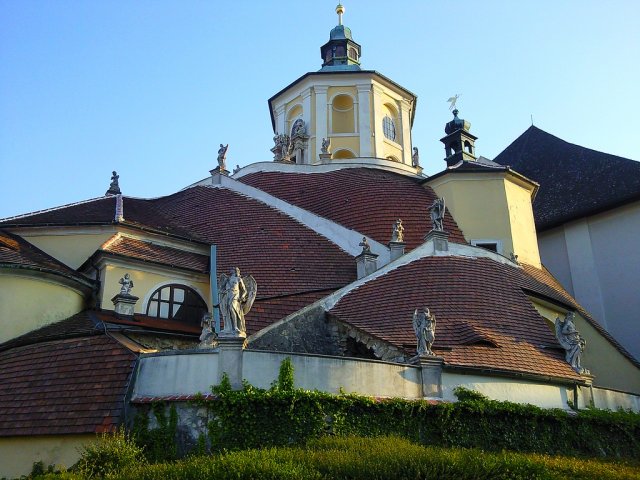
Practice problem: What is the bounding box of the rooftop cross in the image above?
[336,3,344,25]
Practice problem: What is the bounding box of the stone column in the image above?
[424,230,449,253]
[416,355,444,398]
[355,251,378,279]
[357,84,372,157]
[217,335,246,390]
[388,241,406,262]
[314,86,329,160]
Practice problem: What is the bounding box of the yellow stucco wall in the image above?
[330,136,360,158]
[531,300,640,394]
[0,274,85,343]
[102,265,210,314]
[382,139,403,162]
[504,179,541,267]
[428,175,513,252]
[427,172,541,267]
[0,434,95,479]
[24,233,114,269]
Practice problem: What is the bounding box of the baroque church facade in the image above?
[1,5,639,477]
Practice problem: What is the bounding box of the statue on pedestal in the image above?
[118,273,134,295]
[391,219,405,243]
[413,307,436,356]
[430,198,446,232]
[218,267,257,337]
[412,148,420,168]
[199,312,217,348]
[217,144,229,171]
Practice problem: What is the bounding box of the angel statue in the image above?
[430,197,446,232]
[218,267,257,337]
[447,94,460,111]
[555,312,589,374]
[118,273,134,295]
[413,307,436,356]
[321,137,331,154]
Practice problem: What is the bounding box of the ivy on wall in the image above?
[136,359,640,459]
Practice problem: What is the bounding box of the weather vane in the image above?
[447,94,460,111]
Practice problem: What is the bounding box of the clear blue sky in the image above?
[1,1,639,218]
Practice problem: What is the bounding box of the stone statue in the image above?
[106,171,121,195]
[412,147,420,167]
[555,312,588,374]
[118,273,134,295]
[321,137,331,154]
[359,237,371,254]
[292,119,306,137]
[272,133,293,162]
[430,198,446,231]
[413,307,436,356]
[199,312,217,348]
[218,267,257,337]
[391,219,405,243]
[510,252,519,264]
[233,165,240,174]
[217,144,229,171]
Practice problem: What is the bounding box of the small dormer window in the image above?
[383,115,396,141]
[471,239,502,254]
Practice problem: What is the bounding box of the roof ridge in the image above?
[0,195,113,222]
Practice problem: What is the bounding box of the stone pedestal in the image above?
[319,153,332,163]
[388,241,406,261]
[411,355,444,398]
[111,293,139,319]
[217,335,246,390]
[210,166,230,177]
[355,251,378,279]
[424,230,449,253]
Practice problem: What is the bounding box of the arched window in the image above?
[382,103,400,143]
[146,284,207,325]
[382,116,396,141]
[331,94,355,133]
[348,47,358,61]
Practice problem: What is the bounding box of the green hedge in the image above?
[194,360,640,459]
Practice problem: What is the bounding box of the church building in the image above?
[0,5,638,478]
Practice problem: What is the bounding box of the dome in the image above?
[329,24,352,40]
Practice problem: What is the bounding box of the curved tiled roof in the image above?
[329,255,585,380]
[493,126,640,230]
[0,335,137,436]
[238,168,467,250]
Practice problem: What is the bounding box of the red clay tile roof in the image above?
[99,236,210,273]
[329,256,584,380]
[238,168,467,250]
[0,229,79,275]
[0,335,137,436]
[0,196,118,226]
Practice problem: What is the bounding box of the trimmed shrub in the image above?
[73,429,145,479]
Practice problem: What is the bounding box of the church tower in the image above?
[268,4,418,170]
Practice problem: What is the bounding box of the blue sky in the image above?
[1,1,639,218]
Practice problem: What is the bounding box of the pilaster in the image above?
[275,105,286,135]
[357,84,372,157]
[372,85,385,158]
[399,98,413,165]
[314,86,329,159]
